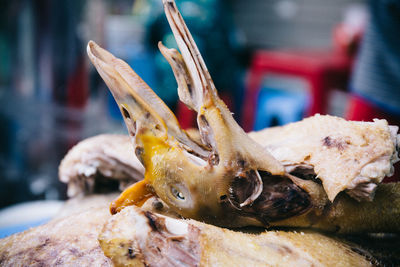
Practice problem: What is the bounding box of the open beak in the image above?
[87,41,209,214]
[87,41,161,213]
[88,0,291,223]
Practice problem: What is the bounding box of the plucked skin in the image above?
[86,0,400,232]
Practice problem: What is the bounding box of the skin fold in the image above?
[87,0,400,232]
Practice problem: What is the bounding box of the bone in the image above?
[239,170,263,207]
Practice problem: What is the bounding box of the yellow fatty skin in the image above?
[139,134,171,185]
[110,134,172,214]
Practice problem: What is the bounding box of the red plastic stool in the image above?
[176,102,197,129]
[241,50,353,132]
[346,95,400,125]
[176,93,234,129]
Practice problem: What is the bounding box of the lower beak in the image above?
[110,179,156,214]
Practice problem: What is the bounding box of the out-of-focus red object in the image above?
[241,50,353,132]
[346,95,400,183]
[177,103,196,129]
[177,93,234,129]
[346,95,400,124]
[67,57,89,109]
[66,56,89,149]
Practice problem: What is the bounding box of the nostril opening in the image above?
[135,147,144,158]
[121,106,131,120]
[220,195,227,200]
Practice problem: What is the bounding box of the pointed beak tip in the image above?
[158,42,169,54]
[87,40,95,52]
[109,202,118,215]
[87,41,98,62]
[87,41,110,65]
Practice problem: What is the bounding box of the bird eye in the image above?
[171,186,185,200]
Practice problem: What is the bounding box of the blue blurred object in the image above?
[0,200,63,238]
[0,0,90,209]
[254,88,309,130]
[106,50,156,120]
[253,75,310,130]
[104,15,157,120]
[0,218,51,239]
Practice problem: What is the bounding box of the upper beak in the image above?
[87,41,167,141]
[87,41,168,213]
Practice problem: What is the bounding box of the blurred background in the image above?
[0,0,399,211]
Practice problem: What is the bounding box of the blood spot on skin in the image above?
[322,136,348,150]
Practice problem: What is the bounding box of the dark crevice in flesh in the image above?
[198,115,213,148]
[208,152,220,166]
[121,106,131,119]
[226,171,311,224]
[288,165,322,185]
[346,234,400,266]
[195,114,219,165]
[127,247,136,259]
[179,142,210,162]
[144,211,159,232]
[82,172,120,194]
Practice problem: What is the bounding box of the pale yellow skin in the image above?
[88,40,285,227]
[88,0,400,232]
[86,7,288,227]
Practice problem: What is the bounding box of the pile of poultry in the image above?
[1,0,400,265]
